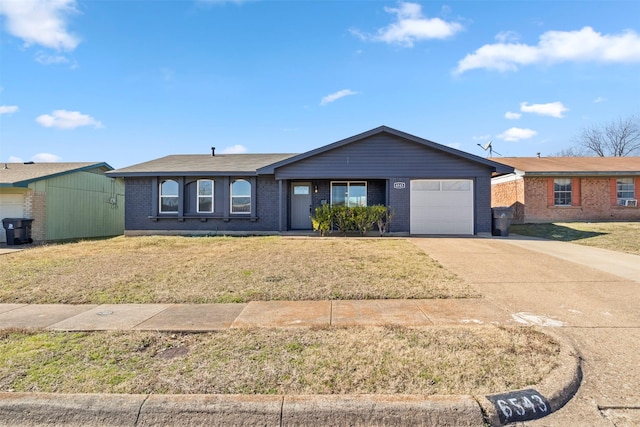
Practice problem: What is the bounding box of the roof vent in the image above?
[2,163,7,170]
[211,147,215,157]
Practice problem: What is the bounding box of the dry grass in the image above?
[511,222,640,255]
[0,326,559,395]
[0,236,475,304]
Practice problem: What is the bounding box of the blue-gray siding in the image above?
[273,134,489,179]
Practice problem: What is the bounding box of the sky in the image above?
[1,0,640,169]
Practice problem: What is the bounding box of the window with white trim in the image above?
[197,179,214,213]
[617,177,635,205]
[331,182,367,207]
[554,178,572,206]
[231,179,251,214]
[159,179,179,213]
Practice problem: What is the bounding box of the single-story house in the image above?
[107,126,513,236]
[0,162,125,243]
[491,156,640,223]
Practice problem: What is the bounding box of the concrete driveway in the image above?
[411,236,640,426]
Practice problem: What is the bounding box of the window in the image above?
[331,182,367,207]
[293,185,309,195]
[554,178,572,206]
[159,180,179,213]
[617,177,635,205]
[231,179,251,214]
[197,179,214,213]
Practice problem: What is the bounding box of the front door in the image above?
[291,182,312,229]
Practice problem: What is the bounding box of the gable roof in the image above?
[0,162,113,188]
[257,126,514,175]
[493,157,640,176]
[106,154,297,178]
[107,126,514,178]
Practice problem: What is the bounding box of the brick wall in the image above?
[124,176,281,233]
[475,176,493,234]
[388,178,410,232]
[23,190,47,241]
[491,178,525,223]
[493,176,640,223]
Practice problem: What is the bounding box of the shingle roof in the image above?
[0,162,112,187]
[106,154,298,177]
[493,157,640,176]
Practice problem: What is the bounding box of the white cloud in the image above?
[34,51,77,68]
[36,110,103,130]
[32,152,62,162]
[220,144,247,154]
[0,0,80,51]
[447,142,461,149]
[351,1,463,47]
[594,97,606,103]
[520,101,568,118]
[472,134,491,141]
[497,127,537,142]
[495,31,520,43]
[320,89,358,106]
[0,105,19,115]
[455,26,640,74]
[505,111,521,120]
[8,156,23,163]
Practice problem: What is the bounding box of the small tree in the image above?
[575,114,640,157]
[373,205,394,236]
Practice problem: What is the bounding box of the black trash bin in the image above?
[2,218,34,246]
[491,207,513,237]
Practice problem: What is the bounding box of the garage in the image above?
[410,179,474,235]
[0,193,25,243]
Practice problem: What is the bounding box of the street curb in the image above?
[0,393,484,426]
[476,329,583,426]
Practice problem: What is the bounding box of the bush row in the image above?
[310,205,394,236]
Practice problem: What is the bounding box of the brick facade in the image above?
[474,176,493,234]
[492,176,640,223]
[22,190,47,242]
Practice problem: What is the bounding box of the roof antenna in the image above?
[211,147,215,157]
[477,140,502,157]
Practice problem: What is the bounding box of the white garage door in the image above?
[410,179,474,235]
[0,193,25,243]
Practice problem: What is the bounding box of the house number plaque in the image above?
[393,182,406,189]
[486,389,550,424]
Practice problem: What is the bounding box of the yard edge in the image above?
[476,328,583,426]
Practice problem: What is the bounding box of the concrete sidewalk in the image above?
[0,299,521,332]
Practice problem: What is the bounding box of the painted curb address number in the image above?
[486,389,550,424]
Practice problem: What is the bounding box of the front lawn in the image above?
[0,236,475,304]
[510,222,640,255]
[0,326,558,395]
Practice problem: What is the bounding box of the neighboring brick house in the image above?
[491,157,640,223]
[107,126,513,236]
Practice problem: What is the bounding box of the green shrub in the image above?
[311,204,393,236]
[311,204,332,236]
